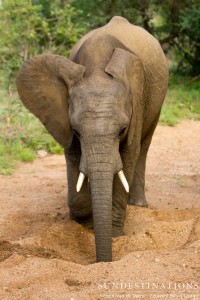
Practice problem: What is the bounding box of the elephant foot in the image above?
[128,195,148,207]
[70,214,94,229]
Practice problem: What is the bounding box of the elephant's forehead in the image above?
[69,82,130,134]
[69,78,128,111]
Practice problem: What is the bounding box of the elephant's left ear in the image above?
[16,54,85,149]
[105,48,145,146]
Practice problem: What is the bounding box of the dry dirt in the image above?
[0,120,200,300]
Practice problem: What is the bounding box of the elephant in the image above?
[16,16,168,262]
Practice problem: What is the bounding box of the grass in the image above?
[0,80,63,175]
[0,74,199,175]
[160,75,200,126]
[172,174,185,188]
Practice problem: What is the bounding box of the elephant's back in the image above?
[70,16,167,77]
[98,16,164,66]
[107,17,168,82]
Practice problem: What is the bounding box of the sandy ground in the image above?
[0,120,199,300]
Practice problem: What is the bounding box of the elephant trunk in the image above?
[89,163,113,262]
[80,139,121,262]
[78,137,130,262]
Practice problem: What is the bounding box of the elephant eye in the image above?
[119,127,127,137]
[73,129,81,138]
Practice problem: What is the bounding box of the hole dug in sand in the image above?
[10,206,198,265]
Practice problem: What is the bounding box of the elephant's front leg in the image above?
[112,149,136,237]
[128,114,161,207]
[65,148,93,228]
[128,147,148,207]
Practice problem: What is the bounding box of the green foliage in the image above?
[1,0,200,79]
[0,0,43,84]
[0,81,63,175]
[69,0,136,28]
[0,0,86,86]
[160,76,200,126]
[177,5,200,75]
[0,157,14,176]
[0,125,64,175]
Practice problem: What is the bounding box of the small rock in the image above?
[155,258,160,262]
[37,150,48,158]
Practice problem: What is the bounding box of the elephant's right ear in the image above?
[16,54,85,149]
[105,48,144,146]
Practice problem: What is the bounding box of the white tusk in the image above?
[76,172,85,192]
[118,170,129,193]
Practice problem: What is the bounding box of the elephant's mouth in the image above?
[76,170,129,193]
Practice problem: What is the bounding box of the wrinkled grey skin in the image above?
[16,17,168,262]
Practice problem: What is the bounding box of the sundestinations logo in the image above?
[97,282,199,291]
[97,282,199,299]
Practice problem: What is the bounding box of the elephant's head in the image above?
[16,36,144,262]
